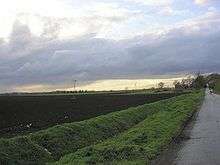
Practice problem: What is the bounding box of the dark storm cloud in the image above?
[1,12,220,91]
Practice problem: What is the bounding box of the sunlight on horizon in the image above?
[71,77,185,91]
[14,77,186,93]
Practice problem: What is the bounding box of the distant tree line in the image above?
[51,90,88,94]
[156,73,208,91]
[173,73,206,90]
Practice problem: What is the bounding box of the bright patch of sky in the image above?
[0,0,219,40]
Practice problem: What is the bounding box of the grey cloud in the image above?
[1,13,220,92]
[9,21,32,50]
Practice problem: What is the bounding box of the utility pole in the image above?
[73,80,77,90]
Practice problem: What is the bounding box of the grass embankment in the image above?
[0,93,181,164]
[53,91,204,165]
[0,91,204,165]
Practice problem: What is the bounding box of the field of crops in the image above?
[0,91,204,165]
[0,92,181,137]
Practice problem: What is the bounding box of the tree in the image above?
[173,76,195,90]
[173,80,178,86]
[173,73,206,90]
[158,82,165,89]
[193,73,206,89]
[181,76,194,89]
[173,80,182,89]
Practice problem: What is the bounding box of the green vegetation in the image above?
[1,91,181,139]
[0,94,178,164]
[53,91,204,165]
[173,73,206,91]
[0,136,53,164]
[206,73,220,93]
[193,73,206,89]
[213,80,220,93]
[28,103,161,160]
[0,91,204,165]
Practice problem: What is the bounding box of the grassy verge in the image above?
[214,80,220,94]
[0,94,180,164]
[53,90,204,165]
[0,91,203,165]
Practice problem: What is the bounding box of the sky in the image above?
[0,0,220,92]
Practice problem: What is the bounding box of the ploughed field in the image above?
[0,92,181,136]
[0,91,204,164]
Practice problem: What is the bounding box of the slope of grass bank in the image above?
[0,91,204,165]
[1,92,182,138]
[0,93,182,164]
[53,90,204,165]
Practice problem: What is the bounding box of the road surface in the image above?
[154,90,220,165]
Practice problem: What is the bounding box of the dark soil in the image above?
[0,92,181,137]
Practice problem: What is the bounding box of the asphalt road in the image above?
[154,90,220,165]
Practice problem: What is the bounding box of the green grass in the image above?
[28,101,164,160]
[0,91,204,165]
[214,80,220,94]
[53,90,204,165]
[0,136,53,165]
[0,93,176,164]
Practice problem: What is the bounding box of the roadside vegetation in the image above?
[0,93,176,164]
[52,91,204,164]
[214,81,220,93]
[0,92,181,138]
[0,91,204,164]
[206,73,220,93]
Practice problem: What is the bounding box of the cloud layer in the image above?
[0,0,220,92]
